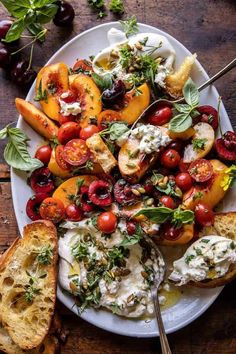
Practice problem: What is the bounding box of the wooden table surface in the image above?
[0,1,236,353]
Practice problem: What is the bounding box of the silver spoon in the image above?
[143,234,171,354]
[131,57,236,129]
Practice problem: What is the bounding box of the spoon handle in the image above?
[198,57,236,92]
[151,288,172,354]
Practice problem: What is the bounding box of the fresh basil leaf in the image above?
[91,73,113,91]
[120,233,141,247]
[32,0,58,7]
[24,11,37,25]
[35,4,59,24]
[101,122,129,141]
[0,0,30,18]
[27,23,45,42]
[172,208,194,228]
[169,113,192,133]
[4,18,25,43]
[174,103,191,114]
[183,78,199,107]
[134,207,173,223]
[0,126,8,139]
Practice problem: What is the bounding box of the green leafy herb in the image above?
[193,191,203,201]
[91,72,113,91]
[36,245,53,265]
[119,44,133,69]
[0,125,43,172]
[87,0,105,9]
[109,0,124,14]
[172,208,195,228]
[97,10,107,18]
[71,241,89,262]
[185,254,195,264]
[169,78,200,133]
[110,302,121,314]
[119,16,139,37]
[34,79,48,102]
[200,239,210,244]
[120,224,143,247]
[100,122,129,141]
[24,271,41,303]
[193,138,207,151]
[108,246,129,267]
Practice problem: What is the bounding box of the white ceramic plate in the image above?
[11,22,236,338]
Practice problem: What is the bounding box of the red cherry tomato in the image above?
[126,220,137,235]
[55,145,72,170]
[39,197,65,223]
[160,196,175,209]
[188,159,213,183]
[178,159,190,173]
[175,172,193,191]
[195,202,214,226]
[97,212,118,234]
[60,90,77,104]
[73,59,93,72]
[58,114,75,125]
[161,149,181,169]
[79,125,99,140]
[148,106,172,126]
[197,105,218,130]
[162,223,182,241]
[63,139,90,166]
[57,122,81,145]
[35,145,52,165]
[66,204,84,221]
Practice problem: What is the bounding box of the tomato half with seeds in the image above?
[97,110,121,130]
[188,159,213,183]
[55,145,72,170]
[39,197,65,223]
[195,202,214,226]
[73,59,93,73]
[63,139,90,166]
[57,122,81,145]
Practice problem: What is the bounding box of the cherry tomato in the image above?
[175,172,193,191]
[60,90,77,104]
[126,220,137,235]
[66,204,84,221]
[197,105,218,131]
[195,202,214,226]
[97,212,118,234]
[178,159,190,173]
[57,122,81,145]
[35,145,52,165]
[58,115,75,125]
[160,196,175,209]
[39,197,65,223]
[63,139,90,166]
[73,59,93,72]
[79,124,99,140]
[97,110,121,130]
[147,106,172,126]
[161,149,181,169]
[162,223,182,241]
[188,159,213,183]
[55,145,72,170]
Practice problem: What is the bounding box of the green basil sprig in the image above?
[135,206,194,227]
[169,78,200,133]
[91,73,113,91]
[119,16,139,37]
[100,122,129,141]
[0,125,43,172]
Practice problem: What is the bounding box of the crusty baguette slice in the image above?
[193,212,236,288]
[0,220,58,350]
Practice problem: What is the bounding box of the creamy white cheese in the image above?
[130,124,171,154]
[169,236,236,286]
[59,92,82,116]
[58,217,164,318]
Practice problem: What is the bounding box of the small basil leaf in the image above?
[4,18,25,43]
[183,78,199,107]
[172,208,194,228]
[134,207,173,223]
[27,23,45,42]
[33,0,58,7]
[174,103,191,114]
[1,0,30,18]
[169,113,192,133]
[0,126,8,139]
[35,4,59,24]
[91,73,113,91]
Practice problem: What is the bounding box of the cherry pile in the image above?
[0,1,75,87]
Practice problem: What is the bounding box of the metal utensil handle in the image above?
[152,288,172,354]
[198,57,236,92]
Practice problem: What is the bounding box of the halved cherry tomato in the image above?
[79,124,99,140]
[55,145,72,170]
[66,204,84,221]
[188,159,213,183]
[39,197,65,223]
[160,196,175,209]
[197,105,218,130]
[97,110,121,130]
[195,202,214,226]
[63,139,90,166]
[73,59,93,73]
[97,211,118,234]
[58,122,81,145]
[161,223,183,241]
[35,145,52,165]
[175,172,193,191]
[160,149,181,169]
[147,106,172,126]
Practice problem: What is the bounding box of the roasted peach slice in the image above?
[48,149,72,179]
[156,224,194,246]
[120,83,150,125]
[53,175,98,207]
[70,74,102,127]
[36,63,69,122]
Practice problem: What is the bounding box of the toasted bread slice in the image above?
[193,212,236,288]
[0,221,58,350]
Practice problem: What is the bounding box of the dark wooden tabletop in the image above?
[0,0,236,353]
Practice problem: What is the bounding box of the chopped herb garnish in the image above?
[201,239,210,244]
[119,16,139,37]
[36,245,53,265]
[193,138,207,151]
[185,254,195,264]
[109,0,124,14]
[34,79,48,102]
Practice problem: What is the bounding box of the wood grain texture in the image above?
[0,0,236,353]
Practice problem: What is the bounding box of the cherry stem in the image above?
[11,29,47,57]
[217,96,223,137]
[27,43,34,71]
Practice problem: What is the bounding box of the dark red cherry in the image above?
[0,43,10,69]
[53,1,75,27]
[0,20,13,40]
